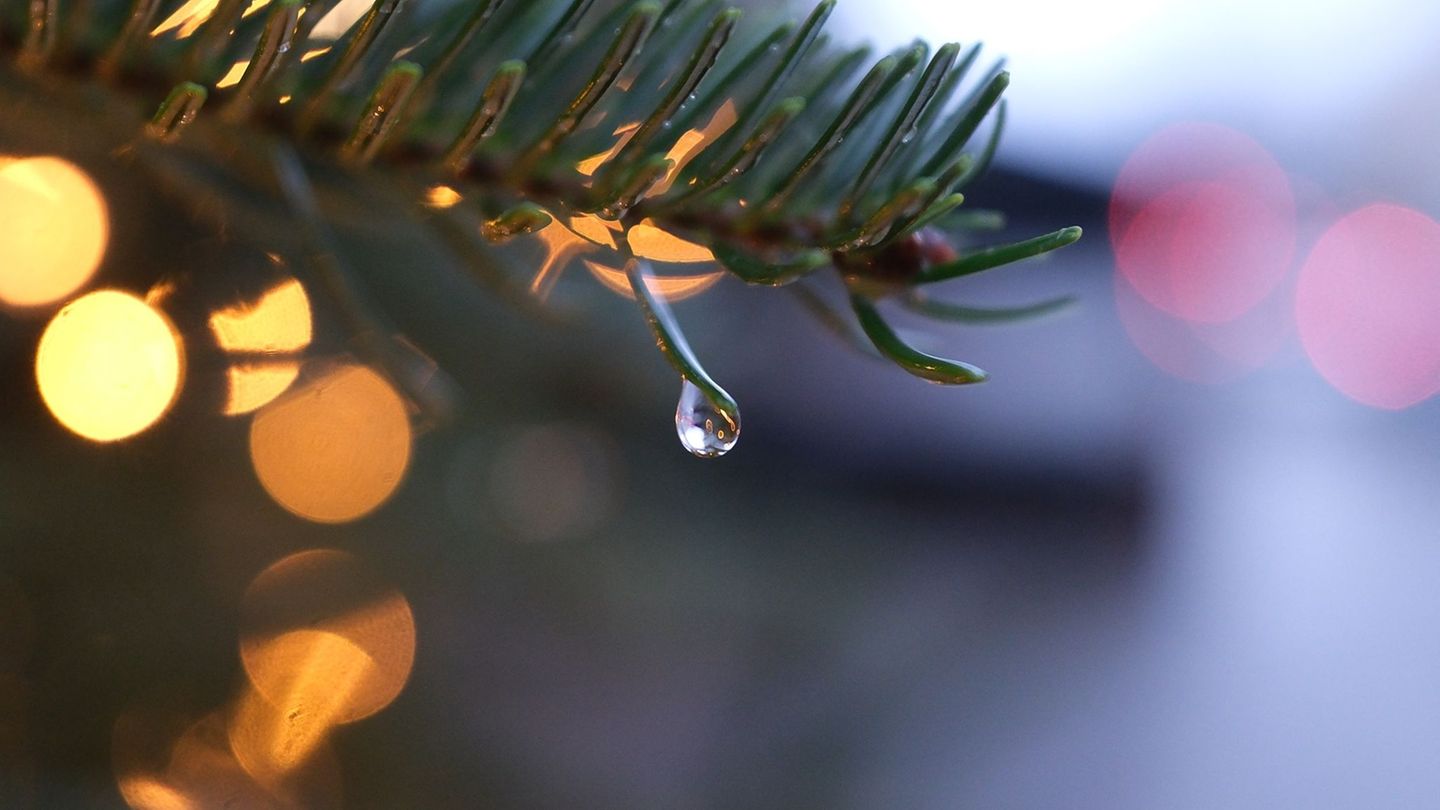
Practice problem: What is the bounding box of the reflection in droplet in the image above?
[249,363,412,523]
[150,0,270,38]
[423,184,462,209]
[214,59,251,88]
[1296,204,1440,410]
[583,260,722,302]
[568,214,621,248]
[675,379,739,458]
[209,278,312,415]
[529,219,597,300]
[628,218,715,263]
[239,549,416,725]
[309,0,374,40]
[649,100,739,197]
[0,156,108,307]
[36,290,184,442]
[240,0,273,17]
[575,122,641,177]
[150,0,220,37]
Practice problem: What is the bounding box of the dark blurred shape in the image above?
[0,578,35,807]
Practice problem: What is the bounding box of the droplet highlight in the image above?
[675,379,739,458]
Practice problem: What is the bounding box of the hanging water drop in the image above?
[675,379,740,458]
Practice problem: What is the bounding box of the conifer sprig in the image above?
[0,0,1081,453]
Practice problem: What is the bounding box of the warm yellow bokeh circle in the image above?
[0,156,109,307]
[248,364,412,523]
[35,290,184,442]
[238,549,417,725]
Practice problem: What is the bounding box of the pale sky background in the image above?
[832,0,1440,211]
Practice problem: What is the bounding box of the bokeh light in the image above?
[36,290,184,442]
[113,708,340,810]
[115,775,194,810]
[239,550,416,725]
[113,711,260,810]
[164,713,302,808]
[1115,267,1291,384]
[209,278,312,416]
[226,683,346,803]
[1110,123,1295,323]
[224,363,306,418]
[1296,204,1440,410]
[484,424,620,542]
[248,363,412,523]
[0,156,109,308]
[208,275,311,349]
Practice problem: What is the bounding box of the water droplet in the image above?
[900,127,917,145]
[674,379,739,458]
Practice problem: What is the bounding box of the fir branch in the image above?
[0,0,1082,456]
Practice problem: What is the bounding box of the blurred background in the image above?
[4,0,1440,807]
